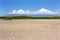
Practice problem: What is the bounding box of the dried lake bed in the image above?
[0,19,60,40]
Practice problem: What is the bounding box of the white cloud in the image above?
[17,9,25,14]
[12,10,17,14]
[10,8,57,15]
[54,10,60,15]
[38,8,54,14]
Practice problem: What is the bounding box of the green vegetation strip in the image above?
[0,16,60,20]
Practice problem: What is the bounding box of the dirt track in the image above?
[0,19,60,40]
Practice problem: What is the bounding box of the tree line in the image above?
[0,16,60,20]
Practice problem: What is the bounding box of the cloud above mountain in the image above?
[10,8,58,15]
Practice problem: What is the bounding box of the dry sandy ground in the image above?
[0,19,60,40]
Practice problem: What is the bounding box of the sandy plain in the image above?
[0,19,60,40]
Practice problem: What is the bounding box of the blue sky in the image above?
[0,0,60,16]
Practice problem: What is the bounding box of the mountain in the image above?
[6,14,60,17]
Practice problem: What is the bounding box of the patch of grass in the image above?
[4,17,13,20]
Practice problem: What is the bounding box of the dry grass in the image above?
[0,19,60,40]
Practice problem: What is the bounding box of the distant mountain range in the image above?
[6,13,60,17]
